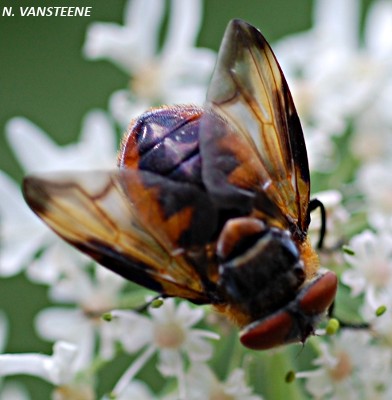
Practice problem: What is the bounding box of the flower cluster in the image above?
[83,0,215,128]
[1,0,392,399]
[274,0,392,398]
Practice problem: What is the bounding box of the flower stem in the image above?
[111,345,156,397]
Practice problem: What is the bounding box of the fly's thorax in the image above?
[216,217,306,322]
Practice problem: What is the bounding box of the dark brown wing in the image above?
[200,19,310,234]
[22,170,218,303]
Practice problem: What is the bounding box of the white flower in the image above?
[84,0,166,73]
[342,229,392,309]
[0,171,51,277]
[275,0,359,134]
[0,170,88,278]
[302,126,335,172]
[35,266,125,370]
[350,0,392,164]
[35,308,93,373]
[6,111,117,173]
[0,341,96,399]
[298,330,392,400]
[108,299,219,397]
[275,0,392,171]
[0,111,117,277]
[84,0,215,126]
[52,383,95,400]
[168,363,263,400]
[361,298,392,349]
[0,382,30,400]
[358,161,392,227]
[0,341,78,385]
[0,313,31,399]
[111,380,157,400]
[25,241,90,287]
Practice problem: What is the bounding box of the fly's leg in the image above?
[309,198,326,250]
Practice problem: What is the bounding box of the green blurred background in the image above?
[0,0,376,397]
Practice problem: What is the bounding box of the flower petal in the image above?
[0,171,49,276]
[111,310,153,353]
[0,341,78,386]
[157,349,183,377]
[162,0,202,56]
[174,301,204,328]
[77,110,117,169]
[365,0,392,58]
[6,118,62,173]
[84,0,164,72]
[183,333,214,362]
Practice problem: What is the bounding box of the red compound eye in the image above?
[299,271,338,316]
[240,310,294,350]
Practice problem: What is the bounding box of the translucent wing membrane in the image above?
[200,19,310,234]
[23,170,215,303]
